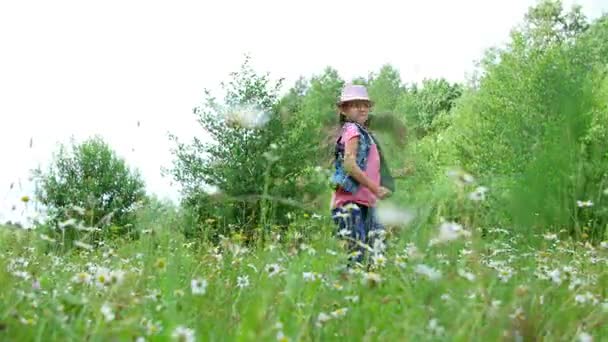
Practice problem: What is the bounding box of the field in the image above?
[1,217,606,341]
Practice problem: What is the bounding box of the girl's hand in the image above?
[377,186,392,199]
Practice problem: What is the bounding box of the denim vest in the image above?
[330,122,373,193]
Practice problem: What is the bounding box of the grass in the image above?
[1,214,607,342]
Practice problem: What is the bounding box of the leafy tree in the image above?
[367,64,404,114]
[438,2,608,239]
[33,136,146,243]
[396,78,463,136]
[169,57,324,240]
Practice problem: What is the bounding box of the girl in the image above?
[330,84,393,266]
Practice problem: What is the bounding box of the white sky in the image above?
[1,0,607,225]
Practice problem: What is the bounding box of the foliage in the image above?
[32,136,146,246]
[169,57,328,241]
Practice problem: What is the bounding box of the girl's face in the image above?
[341,100,371,125]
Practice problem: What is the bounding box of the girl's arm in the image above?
[343,136,380,196]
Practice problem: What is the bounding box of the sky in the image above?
[1,0,607,225]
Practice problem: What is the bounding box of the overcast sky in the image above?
[1,0,607,225]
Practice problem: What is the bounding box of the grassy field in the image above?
[1,216,606,342]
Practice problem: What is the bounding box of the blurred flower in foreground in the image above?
[225,104,269,129]
[430,222,471,246]
[375,203,414,226]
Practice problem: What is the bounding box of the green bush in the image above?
[32,136,146,247]
[414,3,608,240]
[169,57,328,242]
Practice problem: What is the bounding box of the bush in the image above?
[416,3,608,240]
[32,136,146,247]
[169,57,326,242]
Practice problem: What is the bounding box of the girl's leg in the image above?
[367,207,387,256]
[331,203,367,266]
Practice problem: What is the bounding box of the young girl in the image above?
[330,84,392,266]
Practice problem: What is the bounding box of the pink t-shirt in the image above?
[332,123,381,208]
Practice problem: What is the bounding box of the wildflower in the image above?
[414,264,442,281]
[428,318,445,336]
[457,269,476,282]
[345,295,359,303]
[576,200,593,208]
[276,331,289,342]
[109,270,125,286]
[302,272,319,282]
[330,307,348,318]
[338,229,351,238]
[574,292,598,305]
[404,243,423,259]
[72,272,92,284]
[394,254,407,268]
[371,238,386,254]
[100,303,115,322]
[31,279,41,291]
[372,254,387,268]
[191,278,207,295]
[430,222,470,246]
[543,233,558,241]
[547,269,562,285]
[94,268,110,288]
[509,307,525,321]
[447,169,475,186]
[497,267,514,283]
[171,325,195,342]
[71,205,86,215]
[468,186,488,201]
[236,275,249,289]
[19,316,36,325]
[488,302,501,317]
[154,258,167,271]
[144,320,163,335]
[361,272,382,287]
[102,249,117,259]
[315,312,331,327]
[265,263,282,277]
[578,332,593,342]
[73,240,93,251]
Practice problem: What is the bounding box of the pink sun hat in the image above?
[337,84,374,105]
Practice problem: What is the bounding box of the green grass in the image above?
[1,217,607,342]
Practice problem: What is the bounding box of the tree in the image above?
[396,78,463,136]
[169,56,325,240]
[33,136,146,241]
[367,64,403,114]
